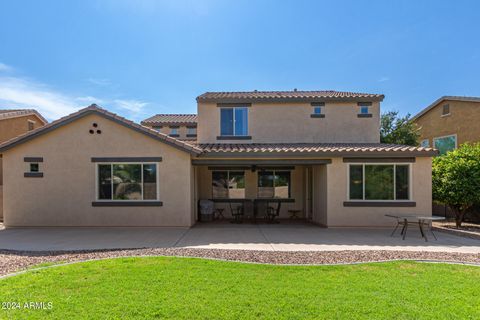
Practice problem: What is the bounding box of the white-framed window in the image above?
[348,164,411,201]
[212,170,245,199]
[220,107,248,136]
[28,120,35,131]
[442,104,450,116]
[420,139,429,148]
[30,163,39,172]
[360,106,369,114]
[170,127,178,135]
[96,163,159,201]
[433,134,457,155]
[187,127,197,135]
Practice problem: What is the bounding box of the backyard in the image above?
[1,257,479,320]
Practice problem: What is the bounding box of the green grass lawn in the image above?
[1,257,479,319]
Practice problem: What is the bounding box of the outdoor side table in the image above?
[215,208,225,220]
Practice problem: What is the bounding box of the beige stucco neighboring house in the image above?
[142,114,197,141]
[0,109,48,221]
[0,90,436,228]
[412,96,480,155]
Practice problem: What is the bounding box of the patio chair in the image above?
[229,202,244,223]
[265,201,282,223]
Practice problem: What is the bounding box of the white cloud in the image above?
[87,78,111,86]
[0,76,78,119]
[75,96,104,105]
[0,63,13,72]
[378,76,390,82]
[113,99,149,121]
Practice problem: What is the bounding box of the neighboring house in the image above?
[141,114,197,141]
[412,96,480,155]
[0,109,48,221]
[0,91,436,228]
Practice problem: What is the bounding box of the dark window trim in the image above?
[169,125,180,129]
[216,135,252,140]
[217,103,252,108]
[357,102,373,106]
[186,125,197,129]
[186,134,197,138]
[357,114,373,118]
[344,201,416,207]
[257,169,292,199]
[169,134,180,137]
[343,157,415,163]
[24,157,43,162]
[310,114,325,118]
[24,172,43,178]
[91,157,162,162]
[92,201,163,207]
[310,102,325,106]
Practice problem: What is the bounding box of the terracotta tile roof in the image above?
[197,90,384,103]
[412,95,480,121]
[0,109,48,124]
[196,143,436,156]
[0,105,202,155]
[141,114,197,126]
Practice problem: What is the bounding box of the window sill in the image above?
[216,135,252,140]
[441,113,451,117]
[24,172,43,178]
[310,114,325,118]
[92,201,163,207]
[343,201,416,207]
[186,134,197,138]
[357,114,373,118]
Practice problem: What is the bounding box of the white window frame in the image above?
[95,162,160,202]
[346,163,412,202]
[220,107,249,136]
[420,139,429,147]
[313,106,322,114]
[257,170,292,199]
[441,104,451,117]
[211,170,245,199]
[170,127,178,135]
[187,127,197,135]
[433,134,457,151]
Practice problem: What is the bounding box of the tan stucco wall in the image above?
[325,157,432,227]
[312,165,327,226]
[195,165,304,218]
[0,114,45,144]
[2,113,194,227]
[414,100,480,147]
[197,102,380,144]
[0,186,3,221]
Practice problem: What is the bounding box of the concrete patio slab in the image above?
[0,222,478,253]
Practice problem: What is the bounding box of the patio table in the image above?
[385,214,444,242]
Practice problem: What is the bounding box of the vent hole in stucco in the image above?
[93,123,98,127]
[89,129,94,134]
[96,130,102,134]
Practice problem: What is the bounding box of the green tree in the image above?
[432,143,480,227]
[380,111,419,146]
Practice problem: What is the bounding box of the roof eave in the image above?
[196,96,385,104]
[196,150,437,158]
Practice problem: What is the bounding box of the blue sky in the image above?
[0,0,479,121]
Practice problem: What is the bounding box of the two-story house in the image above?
[0,90,435,228]
[412,96,480,155]
[0,109,47,221]
[141,114,197,140]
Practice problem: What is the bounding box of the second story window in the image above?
[169,127,179,137]
[28,120,35,131]
[220,107,248,136]
[187,127,197,135]
[442,104,450,116]
[360,106,369,114]
[357,102,372,118]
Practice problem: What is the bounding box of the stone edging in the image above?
[434,226,480,240]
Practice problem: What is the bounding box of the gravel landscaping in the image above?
[1,248,479,277]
